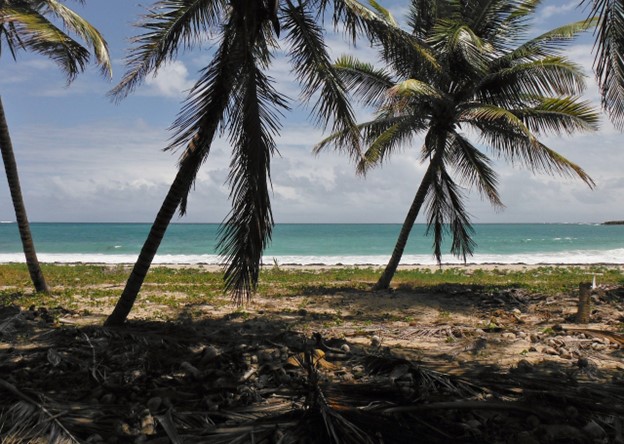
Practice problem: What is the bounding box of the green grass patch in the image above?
[0,264,622,314]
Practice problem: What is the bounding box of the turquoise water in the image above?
[0,222,622,265]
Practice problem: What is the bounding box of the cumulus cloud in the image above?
[144,61,194,99]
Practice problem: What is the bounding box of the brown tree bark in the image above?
[0,96,49,293]
[104,159,196,326]
[374,135,445,290]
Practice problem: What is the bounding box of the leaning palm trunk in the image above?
[104,156,197,326]
[106,23,238,326]
[374,158,436,290]
[0,97,48,293]
[374,175,429,290]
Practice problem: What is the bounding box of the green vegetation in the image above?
[1,264,622,318]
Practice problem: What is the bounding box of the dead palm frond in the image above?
[0,306,23,339]
[363,354,485,401]
[0,379,81,443]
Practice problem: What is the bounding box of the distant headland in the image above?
[603,220,624,225]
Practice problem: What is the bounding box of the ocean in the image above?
[0,222,622,266]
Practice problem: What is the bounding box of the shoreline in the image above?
[2,261,622,273]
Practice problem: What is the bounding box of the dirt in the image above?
[1,279,624,443]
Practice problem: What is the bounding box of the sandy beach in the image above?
[143,261,624,274]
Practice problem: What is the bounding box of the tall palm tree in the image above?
[105,0,368,326]
[0,0,110,292]
[317,0,599,290]
[583,0,624,128]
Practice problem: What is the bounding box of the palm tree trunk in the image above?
[374,134,447,291]
[0,97,49,293]
[374,162,435,290]
[104,159,195,326]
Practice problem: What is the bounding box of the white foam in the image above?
[0,249,622,266]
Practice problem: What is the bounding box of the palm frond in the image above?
[460,0,528,45]
[448,132,503,207]
[531,141,595,188]
[1,5,90,80]
[0,20,21,60]
[584,0,624,128]
[425,159,475,263]
[459,103,536,138]
[357,114,426,174]
[407,0,451,38]
[39,0,111,76]
[315,112,426,174]
[479,56,587,104]
[513,96,600,136]
[218,45,288,304]
[388,78,446,102]
[346,0,440,80]
[429,20,492,76]
[334,54,395,108]
[163,17,241,215]
[0,379,80,443]
[283,1,360,159]
[314,0,369,42]
[496,0,542,41]
[497,19,596,66]
[368,0,398,27]
[109,0,226,100]
[465,105,595,187]
[167,16,237,155]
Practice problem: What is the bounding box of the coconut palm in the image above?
[317,0,599,290]
[104,0,368,326]
[583,0,624,128]
[0,0,110,292]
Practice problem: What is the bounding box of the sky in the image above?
[0,0,622,224]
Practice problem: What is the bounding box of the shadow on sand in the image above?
[1,296,623,443]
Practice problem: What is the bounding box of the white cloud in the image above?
[1,106,623,224]
[539,1,578,20]
[144,61,194,99]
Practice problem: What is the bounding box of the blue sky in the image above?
[0,0,622,224]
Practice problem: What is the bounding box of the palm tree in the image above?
[317,0,599,290]
[105,0,369,326]
[0,0,110,292]
[583,0,624,128]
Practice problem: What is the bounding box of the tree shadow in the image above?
[1,303,623,443]
[289,281,537,324]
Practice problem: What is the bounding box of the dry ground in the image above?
[1,265,624,443]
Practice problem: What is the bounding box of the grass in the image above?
[0,264,622,317]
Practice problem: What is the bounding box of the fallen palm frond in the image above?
[305,354,375,444]
[0,306,23,340]
[558,325,624,345]
[364,354,486,401]
[0,379,81,443]
[287,348,336,370]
